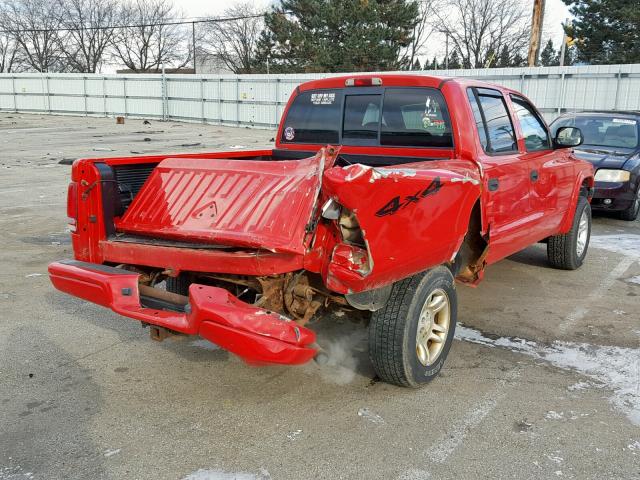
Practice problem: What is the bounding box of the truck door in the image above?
[466,87,537,263]
[509,94,574,238]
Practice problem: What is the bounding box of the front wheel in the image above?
[368,266,457,388]
[619,185,640,221]
[547,195,591,270]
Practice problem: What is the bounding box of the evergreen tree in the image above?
[511,53,526,67]
[496,46,511,67]
[412,58,422,70]
[254,0,419,73]
[540,39,558,66]
[447,50,461,69]
[563,0,640,64]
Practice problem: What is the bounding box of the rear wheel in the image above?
[547,196,591,270]
[619,186,640,221]
[368,267,457,388]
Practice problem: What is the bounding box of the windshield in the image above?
[552,115,639,149]
[281,87,453,148]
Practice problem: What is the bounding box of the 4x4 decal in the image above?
[375,177,442,217]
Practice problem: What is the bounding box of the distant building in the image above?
[195,51,234,75]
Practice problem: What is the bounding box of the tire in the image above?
[368,266,457,388]
[165,274,191,296]
[547,195,591,270]
[619,185,640,221]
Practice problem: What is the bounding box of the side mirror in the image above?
[554,126,583,148]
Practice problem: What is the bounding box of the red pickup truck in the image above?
[49,75,594,387]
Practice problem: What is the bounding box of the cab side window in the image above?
[467,87,517,154]
[511,95,551,151]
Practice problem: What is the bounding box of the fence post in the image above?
[557,72,565,115]
[83,76,88,116]
[102,76,107,117]
[274,78,280,128]
[161,67,168,121]
[613,66,622,110]
[43,74,51,114]
[11,76,17,113]
[236,77,241,126]
[519,71,525,94]
[200,78,205,124]
[123,77,128,118]
[218,78,222,125]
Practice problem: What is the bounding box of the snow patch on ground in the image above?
[590,234,640,258]
[182,469,271,480]
[0,466,34,479]
[397,469,431,479]
[286,429,302,441]
[455,324,640,426]
[104,449,120,458]
[627,275,640,285]
[545,411,564,420]
[358,407,385,424]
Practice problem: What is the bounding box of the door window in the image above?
[511,96,551,151]
[475,91,517,154]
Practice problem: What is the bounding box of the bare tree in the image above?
[435,0,530,69]
[0,33,21,73]
[402,0,440,69]
[57,0,122,73]
[111,0,190,72]
[0,0,66,72]
[200,2,264,74]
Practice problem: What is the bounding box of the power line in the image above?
[0,12,265,35]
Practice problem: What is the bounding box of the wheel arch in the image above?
[559,173,594,234]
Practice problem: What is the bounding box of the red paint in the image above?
[116,152,331,254]
[49,260,316,365]
[50,74,594,367]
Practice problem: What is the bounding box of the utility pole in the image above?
[559,18,570,66]
[192,22,197,74]
[527,0,546,67]
[445,34,449,70]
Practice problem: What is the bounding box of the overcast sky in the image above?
[178,0,571,63]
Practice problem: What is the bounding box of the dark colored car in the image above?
[551,112,640,220]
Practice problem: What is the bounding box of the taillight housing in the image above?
[67,181,78,232]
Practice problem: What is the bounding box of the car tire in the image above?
[547,195,591,270]
[165,274,191,296]
[368,266,457,388]
[619,186,640,221]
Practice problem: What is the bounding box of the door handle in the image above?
[530,170,539,182]
[488,178,499,191]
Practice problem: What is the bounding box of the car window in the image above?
[467,89,488,150]
[551,115,639,149]
[473,89,517,154]
[281,90,343,144]
[343,95,381,141]
[511,96,551,151]
[380,88,453,148]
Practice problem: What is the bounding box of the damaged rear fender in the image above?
[321,160,482,293]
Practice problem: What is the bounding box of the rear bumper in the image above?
[48,260,317,365]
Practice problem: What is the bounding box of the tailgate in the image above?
[115,151,327,254]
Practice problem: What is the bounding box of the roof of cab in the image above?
[297,73,517,95]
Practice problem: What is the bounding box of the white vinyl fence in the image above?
[1,64,640,128]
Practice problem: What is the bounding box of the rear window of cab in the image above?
[281,87,453,148]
